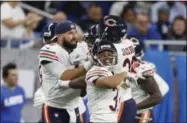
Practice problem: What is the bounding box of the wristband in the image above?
[59,80,70,87]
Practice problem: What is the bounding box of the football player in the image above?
[85,40,139,122]
[95,15,137,123]
[34,22,89,123]
[38,21,92,123]
[130,38,169,123]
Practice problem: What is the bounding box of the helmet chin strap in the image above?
[100,27,108,40]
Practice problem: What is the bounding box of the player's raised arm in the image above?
[131,60,168,110]
[136,76,163,110]
[93,71,127,88]
[136,72,169,110]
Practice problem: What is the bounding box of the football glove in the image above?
[69,47,88,65]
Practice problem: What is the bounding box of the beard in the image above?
[62,37,77,51]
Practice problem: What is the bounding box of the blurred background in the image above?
[0,1,186,123]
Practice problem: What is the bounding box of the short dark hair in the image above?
[88,3,101,9]
[2,63,17,79]
[173,16,186,23]
[120,4,134,18]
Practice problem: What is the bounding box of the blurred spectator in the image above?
[154,8,170,39]
[94,1,113,16]
[47,11,84,41]
[151,1,186,23]
[167,16,186,51]
[128,12,162,43]
[78,3,102,32]
[0,63,26,123]
[44,1,62,14]
[54,11,67,22]
[109,1,129,16]
[57,1,86,22]
[168,16,186,40]
[109,1,152,16]
[23,12,42,40]
[19,12,42,49]
[0,2,30,39]
[120,4,135,30]
[51,9,85,40]
[23,1,46,11]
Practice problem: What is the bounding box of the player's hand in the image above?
[119,74,138,89]
[135,62,156,79]
[125,72,138,88]
[69,47,88,65]
[124,79,138,88]
[112,64,128,74]
[33,88,45,108]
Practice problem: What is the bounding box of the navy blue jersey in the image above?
[0,85,26,122]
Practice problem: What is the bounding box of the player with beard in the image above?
[38,21,92,123]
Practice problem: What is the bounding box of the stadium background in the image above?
[0,1,186,123]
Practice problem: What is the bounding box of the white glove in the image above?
[124,79,138,88]
[125,72,138,88]
[135,61,156,79]
[112,64,128,74]
[33,88,45,108]
[119,72,138,89]
[69,47,88,65]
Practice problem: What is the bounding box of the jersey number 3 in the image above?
[109,88,119,111]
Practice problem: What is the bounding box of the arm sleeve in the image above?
[39,49,60,63]
[1,3,12,20]
[85,69,108,85]
[43,61,67,79]
[153,73,169,96]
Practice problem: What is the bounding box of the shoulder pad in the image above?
[39,44,60,63]
[140,61,156,77]
[86,66,109,78]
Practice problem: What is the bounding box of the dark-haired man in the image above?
[1,63,26,123]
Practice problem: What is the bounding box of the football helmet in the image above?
[84,24,99,46]
[130,37,144,60]
[92,39,118,67]
[98,15,128,43]
[43,22,57,44]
